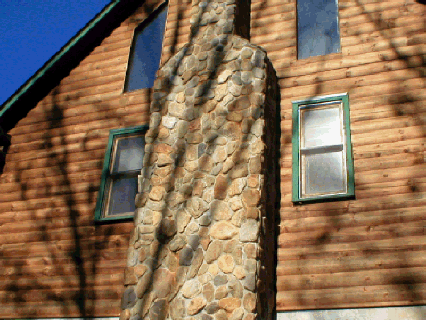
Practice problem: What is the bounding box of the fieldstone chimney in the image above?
[120,1,278,319]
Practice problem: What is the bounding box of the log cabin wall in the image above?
[0,0,193,318]
[249,0,425,311]
[0,0,424,318]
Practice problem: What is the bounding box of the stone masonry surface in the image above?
[120,1,276,319]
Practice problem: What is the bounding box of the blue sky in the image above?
[0,0,111,105]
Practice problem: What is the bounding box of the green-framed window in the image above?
[95,126,148,222]
[292,93,354,203]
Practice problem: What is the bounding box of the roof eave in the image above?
[0,0,143,131]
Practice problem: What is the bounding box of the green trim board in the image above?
[95,125,148,223]
[292,93,355,203]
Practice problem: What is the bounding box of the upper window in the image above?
[124,5,168,92]
[292,93,354,203]
[95,126,147,222]
[297,0,341,59]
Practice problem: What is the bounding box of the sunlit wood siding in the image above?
[0,0,193,318]
[250,0,425,311]
[0,0,424,318]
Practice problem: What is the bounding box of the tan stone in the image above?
[186,144,198,161]
[187,133,203,144]
[182,279,202,298]
[214,175,229,200]
[152,268,176,299]
[230,308,244,320]
[212,146,227,163]
[166,252,179,273]
[234,265,246,279]
[247,174,259,188]
[119,309,130,320]
[196,263,207,276]
[248,155,261,174]
[208,263,220,276]
[188,297,207,315]
[203,282,215,302]
[244,207,259,220]
[211,200,231,220]
[176,91,185,103]
[135,271,152,298]
[205,240,223,263]
[215,309,228,320]
[199,154,214,172]
[242,189,261,207]
[222,158,234,173]
[209,221,238,240]
[218,254,235,273]
[153,211,162,226]
[218,297,241,313]
[229,197,243,211]
[240,219,260,242]
[149,186,165,201]
[157,153,174,167]
[243,292,256,312]
[243,314,256,320]
[124,267,138,285]
[200,235,211,250]
[229,163,248,179]
[232,246,243,265]
[134,264,148,278]
[138,248,147,262]
[188,248,204,278]
[215,285,228,300]
[176,209,191,233]
[193,179,204,196]
[244,243,257,259]
[158,127,170,139]
[231,209,244,227]
[229,178,246,196]
[199,272,213,284]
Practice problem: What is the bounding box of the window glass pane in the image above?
[112,135,145,173]
[301,104,342,148]
[125,6,168,91]
[106,176,138,216]
[297,0,341,59]
[302,151,346,197]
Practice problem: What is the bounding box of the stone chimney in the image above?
[120,1,278,319]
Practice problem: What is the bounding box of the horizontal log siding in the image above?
[0,0,192,318]
[0,0,424,317]
[251,0,425,312]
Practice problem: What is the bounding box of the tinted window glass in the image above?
[297,0,341,59]
[125,6,168,91]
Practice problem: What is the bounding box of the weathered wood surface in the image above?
[250,0,426,311]
[0,0,424,317]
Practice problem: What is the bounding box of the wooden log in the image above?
[276,283,426,310]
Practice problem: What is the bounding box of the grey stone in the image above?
[121,287,137,309]
[188,234,200,250]
[169,235,187,252]
[149,299,168,320]
[179,246,194,266]
[240,219,260,242]
[199,212,212,226]
[206,302,220,314]
[244,273,256,292]
[214,274,228,286]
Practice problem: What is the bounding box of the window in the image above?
[124,4,168,92]
[297,0,341,59]
[292,93,354,202]
[95,126,147,222]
